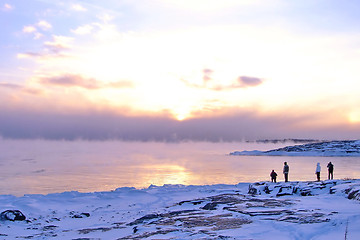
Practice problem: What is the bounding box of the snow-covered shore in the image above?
[1,179,360,239]
[230,140,360,156]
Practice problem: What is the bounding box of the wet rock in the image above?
[0,210,26,221]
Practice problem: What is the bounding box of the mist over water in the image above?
[1,139,359,196]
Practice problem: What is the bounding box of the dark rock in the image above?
[329,188,336,194]
[167,210,197,216]
[72,212,90,218]
[300,188,312,196]
[43,225,58,231]
[276,186,294,196]
[78,227,112,234]
[264,186,271,194]
[202,202,218,210]
[348,189,360,200]
[128,213,160,226]
[179,200,203,206]
[0,210,26,221]
[238,209,292,217]
[248,185,258,195]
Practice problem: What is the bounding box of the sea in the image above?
[1,139,360,196]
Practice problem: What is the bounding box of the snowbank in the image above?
[1,180,360,239]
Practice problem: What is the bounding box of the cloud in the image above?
[37,20,52,31]
[21,20,51,40]
[22,22,48,39]
[0,82,22,90]
[23,25,37,33]
[202,68,213,84]
[40,74,133,90]
[71,24,93,35]
[44,35,73,52]
[97,13,115,23]
[182,69,263,91]
[2,3,12,11]
[18,35,73,59]
[71,4,87,12]
[17,52,47,59]
[235,76,263,88]
[0,82,43,95]
[40,74,100,89]
[22,25,43,39]
[107,81,134,88]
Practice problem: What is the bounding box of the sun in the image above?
[349,111,360,123]
[173,110,190,121]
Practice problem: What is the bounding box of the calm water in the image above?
[1,140,360,196]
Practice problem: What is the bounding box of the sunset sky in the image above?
[1,0,360,141]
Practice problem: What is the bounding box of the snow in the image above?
[230,140,360,156]
[1,180,360,239]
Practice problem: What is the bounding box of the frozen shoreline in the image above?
[1,179,360,239]
[230,140,360,157]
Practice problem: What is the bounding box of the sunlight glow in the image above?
[12,10,360,123]
[349,112,360,123]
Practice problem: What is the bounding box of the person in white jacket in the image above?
[315,163,321,181]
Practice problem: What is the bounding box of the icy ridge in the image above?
[230,140,360,156]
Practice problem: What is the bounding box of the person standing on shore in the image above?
[270,170,277,183]
[283,162,289,182]
[327,162,334,180]
[315,162,321,181]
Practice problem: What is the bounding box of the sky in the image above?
[1,0,360,141]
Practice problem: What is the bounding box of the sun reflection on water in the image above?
[141,164,190,186]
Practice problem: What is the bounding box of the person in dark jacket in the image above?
[327,162,334,180]
[315,162,321,181]
[283,162,289,182]
[270,170,277,183]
